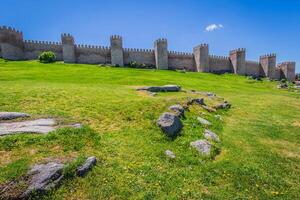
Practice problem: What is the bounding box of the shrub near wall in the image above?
[39,51,56,63]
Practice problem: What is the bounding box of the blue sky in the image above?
[1,0,299,72]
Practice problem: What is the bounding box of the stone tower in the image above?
[230,48,246,75]
[0,26,24,60]
[193,44,209,72]
[278,62,296,82]
[154,38,168,70]
[259,54,278,79]
[110,35,124,66]
[61,33,76,63]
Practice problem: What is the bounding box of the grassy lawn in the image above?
[0,59,299,199]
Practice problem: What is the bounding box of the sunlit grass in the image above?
[0,59,299,199]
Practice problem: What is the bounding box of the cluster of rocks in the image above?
[277,82,289,89]
[0,112,82,136]
[154,89,230,158]
[1,157,97,199]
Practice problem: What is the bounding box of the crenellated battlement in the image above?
[0,26,23,43]
[260,53,276,59]
[61,33,74,45]
[193,44,208,50]
[75,44,110,50]
[124,48,153,53]
[168,50,193,56]
[209,55,229,60]
[277,61,296,66]
[24,40,61,45]
[110,35,122,40]
[230,48,246,54]
[155,38,167,44]
[0,26,23,35]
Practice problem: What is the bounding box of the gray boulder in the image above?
[169,104,185,117]
[214,101,231,109]
[137,85,181,92]
[204,129,220,142]
[157,112,183,138]
[187,98,205,106]
[190,139,211,155]
[21,162,64,198]
[76,156,97,177]
[197,117,211,126]
[165,150,176,159]
[0,112,30,120]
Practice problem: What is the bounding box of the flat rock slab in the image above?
[0,119,82,136]
[197,117,211,126]
[165,150,176,159]
[204,129,220,142]
[157,112,183,138]
[190,139,211,155]
[21,162,64,199]
[0,112,30,120]
[137,85,181,92]
[76,156,97,177]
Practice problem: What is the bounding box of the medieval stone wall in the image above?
[0,25,296,81]
[23,40,63,60]
[168,51,195,71]
[245,61,261,77]
[123,48,155,66]
[75,45,110,64]
[209,55,232,74]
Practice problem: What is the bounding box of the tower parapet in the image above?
[61,33,75,63]
[259,53,278,79]
[278,62,296,82]
[110,35,123,66]
[0,26,24,60]
[154,38,168,70]
[193,44,209,72]
[229,48,246,75]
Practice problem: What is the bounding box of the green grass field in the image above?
[0,59,299,199]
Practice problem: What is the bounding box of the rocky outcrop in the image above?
[187,98,205,106]
[190,139,211,155]
[76,156,97,177]
[21,162,64,199]
[197,117,211,126]
[204,129,220,142]
[0,112,30,120]
[137,85,181,92]
[165,150,176,159]
[169,104,185,117]
[213,101,231,110]
[1,156,97,199]
[157,112,183,138]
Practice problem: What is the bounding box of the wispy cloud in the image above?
[205,24,224,32]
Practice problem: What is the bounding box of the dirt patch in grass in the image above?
[292,120,300,127]
[0,151,13,166]
[260,139,300,159]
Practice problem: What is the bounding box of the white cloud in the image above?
[205,24,224,32]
